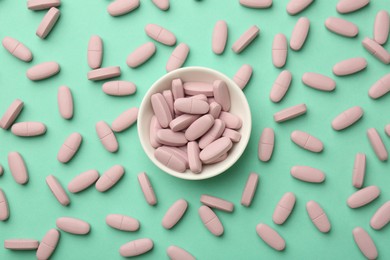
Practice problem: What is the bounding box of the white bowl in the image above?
[138,67,252,180]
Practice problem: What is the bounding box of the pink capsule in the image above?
[152,0,169,10]
[209,102,222,119]
[4,239,39,250]
[120,239,153,257]
[8,152,28,185]
[183,82,213,97]
[212,20,228,55]
[2,37,33,62]
[127,42,156,68]
[241,173,259,207]
[232,25,260,54]
[111,107,138,132]
[325,17,359,37]
[154,147,187,173]
[167,246,195,260]
[145,24,176,46]
[306,201,331,233]
[187,141,202,173]
[169,114,199,132]
[199,137,232,164]
[273,192,296,225]
[87,35,103,69]
[258,128,275,162]
[286,0,313,15]
[95,165,125,192]
[27,61,60,81]
[272,34,287,68]
[256,223,285,251]
[36,7,60,39]
[36,229,60,260]
[352,153,366,188]
[333,57,367,76]
[58,86,73,119]
[68,170,99,193]
[367,128,388,161]
[290,166,325,183]
[270,70,292,103]
[96,121,118,153]
[332,106,363,131]
[185,114,215,141]
[159,146,188,168]
[240,0,272,8]
[162,199,188,229]
[347,186,380,209]
[107,0,139,17]
[290,17,310,51]
[171,78,184,100]
[200,195,234,212]
[233,64,253,90]
[106,214,140,231]
[219,111,242,129]
[150,116,162,148]
[337,0,370,14]
[302,72,336,91]
[151,93,173,128]
[0,99,23,130]
[174,98,209,115]
[370,201,390,230]
[199,206,224,236]
[56,217,90,235]
[27,0,61,11]
[222,128,241,143]
[102,81,136,96]
[274,104,307,123]
[362,37,390,64]
[11,122,46,137]
[204,152,228,165]
[57,132,82,163]
[166,43,189,72]
[374,10,389,45]
[157,129,187,147]
[368,73,390,99]
[46,175,70,206]
[213,80,230,111]
[87,66,121,81]
[199,119,225,149]
[138,172,157,205]
[353,227,378,260]
[291,130,323,153]
[0,189,10,221]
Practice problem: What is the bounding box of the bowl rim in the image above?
[137,66,252,180]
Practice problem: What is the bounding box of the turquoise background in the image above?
[0,0,390,259]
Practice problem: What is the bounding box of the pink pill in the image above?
[106,214,140,231]
[87,35,103,69]
[290,17,310,51]
[127,42,156,68]
[367,128,388,161]
[291,130,323,153]
[270,70,292,103]
[167,246,195,260]
[240,0,272,8]
[291,166,325,183]
[306,201,331,233]
[11,122,46,137]
[241,172,259,207]
[95,165,124,192]
[185,114,215,141]
[36,229,60,260]
[162,199,188,229]
[219,111,242,130]
[213,80,230,111]
[325,17,358,38]
[0,99,23,130]
[352,153,366,188]
[169,114,199,132]
[337,0,369,14]
[171,78,184,100]
[353,227,378,260]
[57,132,82,163]
[174,98,209,115]
[166,43,189,72]
[102,81,136,96]
[333,57,367,76]
[199,119,225,149]
[332,106,363,131]
[4,239,39,250]
[200,195,234,212]
[2,37,33,62]
[374,10,389,45]
[56,217,90,235]
[159,146,188,168]
[347,186,380,209]
[8,152,28,185]
[183,82,213,97]
[187,141,202,173]
[199,137,232,164]
[362,37,390,64]
[199,205,224,236]
[145,24,176,46]
[368,73,390,99]
[205,152,228,165]
[150,116,162,148]
[212,20,228,55]
[27,0,61,10]
[274,103,307,123]
[272,33,287,68]
[302,72,336,91]
[222,128,241,143]
[232,25,260,54]
[111,107,138,132]
[152,0,169,10]
[0,189,10,221]
[68,169,99,193]
[107,0,139,17]
[46,175,70,206]
[138,172,157,205]
[256,223,285,251]
[36,7,60,39]
[96,121,118,153]
[87,66,121,81]
[273,192,296,225]
[120,238,153,257]
[286,0,313,15]
[258,128,274,162]
[155,147,187,172]
[164,90,175,116]
[370,201,390,230]
[57,86,73,119]
[233,64,253,90]
[157,129,187,146]
[27,61,60,81]
[151,93,173,128]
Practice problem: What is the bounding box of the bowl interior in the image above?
[138,67,252,180]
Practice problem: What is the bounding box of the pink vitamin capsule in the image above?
[138,172,157,205]
[11,122,46,137]
[199,137,233,164]
[286,0,313,15]
[291,130,323,153]
[56,217,90,235]
[374,10,389,45]
[219,111,242,129]
[8,152,28,185]
[107,0,139,16]
[347,186,380,209]
[187,141,202,173]
[87,66,121,81]
[167,246,195,260]
[370,201,390,230]
[58,86,73,119]
[274,104,307,123]
[156,129,187,146]
[36,7,60,39]
[95,165,125,192]
[159,146,188,168]
[258,128,274,162]
[386,124,390,136]
[362,37,390,64]
[337,0,370,14]
[333,57,367,76]
[232,25,260,54]
[111,107,138,132]
[199,119,225,149]
[120,239,154,257]
[185,114,215,141]
[96,121,118,153]
[174,98,209,115]
[154,147,187,172]
[368,73,390,99]
[212,20,228,55]
[166,43,190,72]
[352,153,366,188]
[57,132,82,163]
[0,99,23,130]
[172,78,184,100]
[150,116,162,148]
[306,201,331,233]
[169,114,199,132]
[102,81,136,96]
[200,195,234,212]
[213,80,230,111]
[106,214,140,231]
[151,93,173,128]
[353,227,378,260]
[0,189,10,221]
[239,0,272,8]
[209,102,222,119]
[290,17,310,51]
[4,239,39,250]
[204,152,228,165]
[290,166,325,183]
[241,173,259,207]
[199,205,224,236]
[233,64,253,90]
[145,24,176,46]
[302,72,336,91]
[126,42,156,68]
[46,175,70,206]
[162,199,188,229]
[272,34,287,68]
[27,0,61,10]
[67,169,99,193]
[256,223,285,251]
[325,17,358,38]
[2,37,33,62]
[367,128,388,161]
[183,82,213,97]
[26,61,60,81]
[222,128,241,143]
[87,35,103,69]
[152,0,169,11]
[36,229,60,260]
[332,106,363,131]
[164,92,173,112]
[270,70,292,103]
[273,192,296,225]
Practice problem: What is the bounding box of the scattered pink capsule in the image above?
[87,35,103,69]
[258,128,275,162]
[362,37,390,64]
[11,122,46,137]
[56,217,90,235]
[187,141,202,173]
[374,10,389,45]
[291,130,323,153]
[167,246,195,260]
[111,107,138,132]
[272,34,287,68]
[127,42,156,68]
[199,137,232,164]
[106,214,140,231]
[27,0,61,10]
[325,17,358,38]
[332,106,363,131]
[222,128,241,143]
[58,86,73,119]
[152,0,169,10]
[199,119,225,149]
[36,7,60,39]
[367,128,388,161]
[370,201,390,230]
[183,82,213,97]
[270,70,292,103]
[27,61,60,81]
[347,186,380,209]
[185,114,215,141]
[274,103,307,123]
[241,173,259,207]
[240,0,272,8]
[0,189,10,221]
[119,238,153,257]
[138,172,157,205]
[155,147,187,172]
[96,121,118,153]
[68,170,99,193]
[333,57,367,76]
[162,199,188,229]
[290,17,310,51]
[353,227,378,260]
[368,73,390,99]
[302,72,336,91]
[0,99,23,130]
[87,66,121,81]
[286,0,313,15]
[306,201,331,233]
[199,205,224,236]
[95,165,125,192]
[8,152,29,185]
[46,175,70,206]
[200,195,234,213]
[57,132,82,163]
[102,81,136,96]
[233,64,253,90]
[290,166,325,183]
[36,229,60,260]
[107,0,140,16]
[2,37,33,62]
[213,80,230,111]
[212,20,228,54]
[145,24,176,46]
[337,0,370,14]
[256,223,285,251]
[232,25,260,54]
[273,192,296,225]
[4,239,39,250]
[352,153,366,188]
[166,43,189,72]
